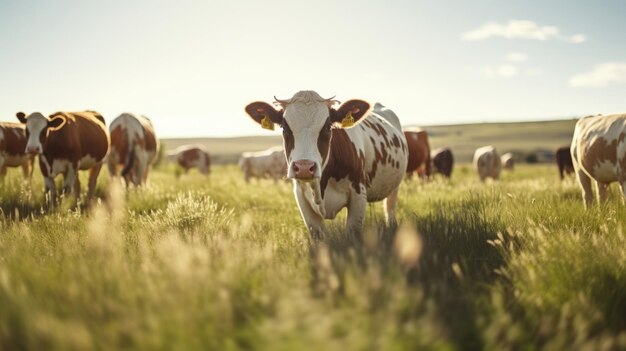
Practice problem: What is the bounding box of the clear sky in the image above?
[1,0,625,137]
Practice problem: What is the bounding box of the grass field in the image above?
[1,162,626,350]
[162,119,578,164]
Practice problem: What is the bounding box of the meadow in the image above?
[0,161,625,351]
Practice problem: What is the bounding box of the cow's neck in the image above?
[320,128,364,198]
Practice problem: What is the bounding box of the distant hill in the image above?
[162,119,578,164]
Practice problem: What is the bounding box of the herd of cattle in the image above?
[0,92,622,235]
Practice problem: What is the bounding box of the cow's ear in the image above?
[245,102,283,130]
[16,112,27,124]
[330,99,370,128]
[48,115,67,131]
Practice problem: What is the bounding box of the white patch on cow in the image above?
[281,91,332,178]
[24,113,48,153]
[321,178,352,219]
[79,155,98,170]
[592,159,619,182]
[51,159,71,177]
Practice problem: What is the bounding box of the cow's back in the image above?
[342,112,408,202]
[571,113,626,183]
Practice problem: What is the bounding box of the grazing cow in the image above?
[171,145,210,175]
[474,145,501,182]
[501,152,515,171]
[556,146,574,180]
[108,113,159,187]
[570,113,626,207]
[239,146,287,183]
[431,147,453,179]
[404,128,431,179]
[0,122,34,180]
[17,111,110,205]
[245,91,408,238]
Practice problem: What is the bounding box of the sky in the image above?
[1,0,625,138]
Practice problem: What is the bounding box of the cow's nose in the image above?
[292,160,317,179]
[26,146,41,154]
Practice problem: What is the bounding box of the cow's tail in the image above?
[121,126,135,178]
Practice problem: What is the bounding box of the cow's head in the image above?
[245,91,369,180]
[16,112,67,154]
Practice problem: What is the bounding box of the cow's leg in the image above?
[63,165,78,198]
[44,176,57,207]
[383,186,400,226]
[295,184,326,240]
[620,181,626,205]
[87,163,103,201]
[135,156,147,186]
[346,192,367,238]
[21,160,32,180]
[575,169,594,208]
[596,181,609,205]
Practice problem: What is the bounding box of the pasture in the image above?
[1,162,625,350]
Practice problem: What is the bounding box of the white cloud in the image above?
[462,20,586,44]
[485,64,519,78]
[506,52,528,62]
[570,63,626,87]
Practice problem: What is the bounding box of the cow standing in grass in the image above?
[0,122,34,180]
[245,91,408,238]
[501,152,515,171]
[474,145,501,182]
[556,146,574,180]
[108,113,159,187]
[239,146,287,183]
[571,113,626,207]
[431,147,453,179]
[17,111,110,205]
[171,145,211,175]
[404,127,431,180]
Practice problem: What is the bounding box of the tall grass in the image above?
[0,164,625,350]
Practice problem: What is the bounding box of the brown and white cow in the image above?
[245,91,408,238]
[239,146,287,183]
[17,111,110,205]
[570,113,626,207]
[108,113,158,187]
[431,147,453,179]
[404,127,431,179]
[473,145,501,182]
[0,122,34,180]
[501,152,515,171]
[556,146,574,180]
[170,145,210,175]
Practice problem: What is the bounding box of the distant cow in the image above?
[171,145,210,175]
[239,146,287,183]
[556,146,574,180]
[570,113,626,207]
[431,147,453,179]
[17,111,110,205]
[501,152,515,171]
[245,91,408,238]
[108,113,158,187]
[474,145,501,182]
[0,122,34,180]
[404,128,431,179]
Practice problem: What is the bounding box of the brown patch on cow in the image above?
[281,121,295,160]
[178,148,201,169]
[581,135,618,173]
[0,123,27,156]
[42,111,110,168]
[317,118,332,164]
[110,125,128,165]
[404,130,431,176]
[320,129,365,196]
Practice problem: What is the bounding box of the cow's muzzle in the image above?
[26,146,42,155]
[292,159,317,180]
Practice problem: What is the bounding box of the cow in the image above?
[16,111,110,205]
[170,145,210,175]
[501,152,515,171]
[474,145,501,182]
[245,91,408,239]
[108,113,158,187]
[404,128,431,180]
[239,146,287,183]
[556,146,574,180]
[431,147,453,179]
[0,122,34,180]
[570,113,626,207]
